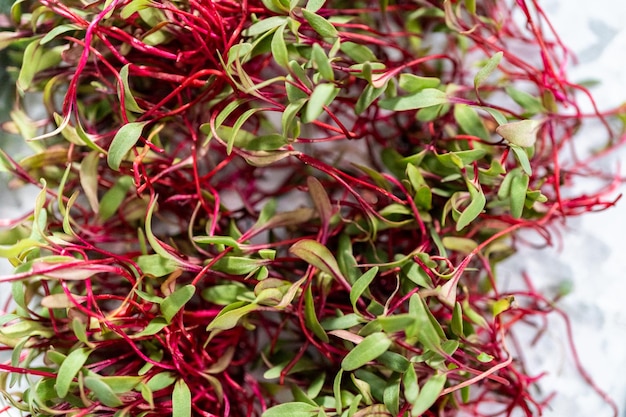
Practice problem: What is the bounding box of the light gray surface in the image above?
[1,2,626,416]
[498,1,626,416]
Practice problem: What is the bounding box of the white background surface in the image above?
[499,1,626,416]
[1,1,626,416]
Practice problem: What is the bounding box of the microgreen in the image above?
[0,0,622,416]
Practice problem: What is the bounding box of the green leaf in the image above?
[482,107,508,125]
[474,51,503,88]
[271,23,289,67]
[290,239,347,283]
[99,176,133,221]
[456,185,486,231]
[496,119,541,148]
[505,86,545,114]
[146,372,176,391]
[119,64,143,113]
[302,9,338,38]
[137,254,179,277]
[403,364,418,404]
[120,0,151,19]
[311,42,334,81]
[282,98,306,137]
[341,332,392,371]
[510,173,529,218]
[17,40,63,92]
[398,74,440,93]
[71,318,91,346]
[262,402,319,417]
[477,352,494,363]
[303,83,339,123]
[383,377,401,415]
[79,151,100,213]
[107,122,148,170]
[55,347,92,398]
[206,302,258,331]
[492,296,513,317]
[245,16,289,37]
[212,256,263,275]
[451,302,464,337]
[84,376,124,407]
[305,0,324,12]
[349,267,378,312]
[134,318,168,338]
[333,369,344,414]
[355,84,385,115]
[202,284,248,306]
[307,176,332,227]
[340,41,377,63]
[408,294,444,352]
[160,285,195,322]
[454,104,490,141]
[411,374,446,416]
[172,379,191,417]
[510,143,533,175]
[305,286,329,342]
[377,351,410,373]
[0,238,42,258]
[436,149,486,168]
[40,24,80,44]
[379,88,448,111]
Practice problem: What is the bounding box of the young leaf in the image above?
[398,74,440,93]
[79,151,100,213]
[302,9,338,38]
[454,104,490,141]
[84,376,124,407]
[146,372,176,391]
[379,88,449,111]
[206,302,258,331]
[118,64,143,113]
[172,379,191,417]
[107,121,148,170]
[137,254,180,277]
[403,364,419,404]
[340,42,377,63]
[408,294,444,352]
[307,176,332,227]
[290,239,347,284]
[474,51,503,88]
[349,267,378,312]
[509,144,533,175]
[17,40,63,92]
[55,347,92,397]
[271,23,289,67]
[341,332,392,371]
[496,119,542,148]
[305,0,324,12]
[505,86,545,114]
[99,175,133,221]
[383,377,401,415]
[311,42,334,81]
[262,402,319,417]
[160,285,195,322]
[245,16,289,37]
[510,173,529,218]
[303,83,339,123]
[411,374,446,416]
[451,302,464,337]
[305,286,329,342]
[456,185,486,231]
[355,84,385,115]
